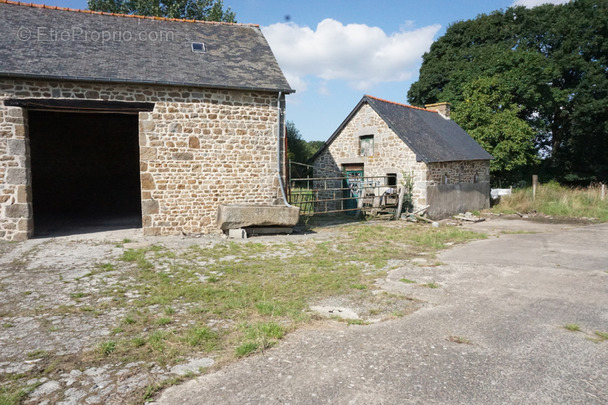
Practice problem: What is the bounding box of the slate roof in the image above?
[311,95,493,164]
[0,1,293,93]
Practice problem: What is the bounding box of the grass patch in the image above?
[235,342,259,358]
[0,383,39,405]
[98,340,117,356]
[593,331,608,342]
[492,181,608,221]
[399,278,416,284]
[25,349,47,360]
[564,323,581,332]
[155,317,172,326]
[185,326,218,350]
[346,319,369,326]
[421,282,440,289]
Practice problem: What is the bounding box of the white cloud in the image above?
[262,19,441,92]
[511,0,571,7]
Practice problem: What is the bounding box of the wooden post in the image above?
[602,183,606,201]
[394,186,406,220]
[532,175,538,201]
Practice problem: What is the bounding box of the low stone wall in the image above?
[0,78,282,240]
[426,182,491,219]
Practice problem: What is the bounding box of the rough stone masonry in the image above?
[0,78,284,240]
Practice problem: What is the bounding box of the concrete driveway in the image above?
[156,220,608,404]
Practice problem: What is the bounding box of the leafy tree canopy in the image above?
[286,121,324,178]
[87,0,236,22]
[408,0,608,184]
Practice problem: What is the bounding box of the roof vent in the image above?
[191,42,206,53]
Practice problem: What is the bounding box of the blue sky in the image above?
[30,0,570,141]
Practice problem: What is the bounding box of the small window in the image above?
[359,135,374,156]
[443,173,449,184]
[191,42,206,53]
[386,173,397,186]
[473,172,479,183]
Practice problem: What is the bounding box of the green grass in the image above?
[0,383,39,405]
[492,181,608,221]
[399,278,416,284]
[235,342,259,357]
[98,340,117,356]
[593,331,608,342]
[25,349,47,360]
[564,323,581,332]
[346,319,369,326]
[422,282,440,289]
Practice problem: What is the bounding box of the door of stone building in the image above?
[342,164,363,214]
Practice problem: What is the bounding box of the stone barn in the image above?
[0,1,294,240]
[310,95,493,218]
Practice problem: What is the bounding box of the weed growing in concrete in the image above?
[346,319,369,326]
[593,331,608,341]
[447,335,471,344]
[564,324,581,332]
[399,278,416,284]
[422,282,440,289]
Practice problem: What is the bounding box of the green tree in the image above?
[452,76,538,184]
[286,120,309,164]
[305,140,324,160]
[87,0,236,22]
[408,0,608,184]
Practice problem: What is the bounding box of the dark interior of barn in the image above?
[28,111,142,236]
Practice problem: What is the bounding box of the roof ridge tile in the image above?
[364,94,437,113]
[0,0,259,27]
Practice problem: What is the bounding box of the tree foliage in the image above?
[286,121,323,164]
[452,76,538,184]
[408,0,608,184]
[87,0,236,22]
[286,121,324,179]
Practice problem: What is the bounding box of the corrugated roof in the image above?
[311,95,492,164]
[0,1,293,93]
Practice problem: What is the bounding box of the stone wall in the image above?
[313,104,429,210]
[427,160,491,185]
[0,78,282,240]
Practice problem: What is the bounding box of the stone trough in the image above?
[216,204,300,234]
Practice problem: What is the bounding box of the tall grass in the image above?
[493,181,608,221]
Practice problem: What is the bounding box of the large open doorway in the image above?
[28,110,142,236]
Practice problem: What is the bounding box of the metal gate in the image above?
[288,161,402,218]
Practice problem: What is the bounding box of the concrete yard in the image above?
[157,219,608,404]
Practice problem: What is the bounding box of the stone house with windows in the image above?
[0,0,295,240]
[310,95,493,218]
